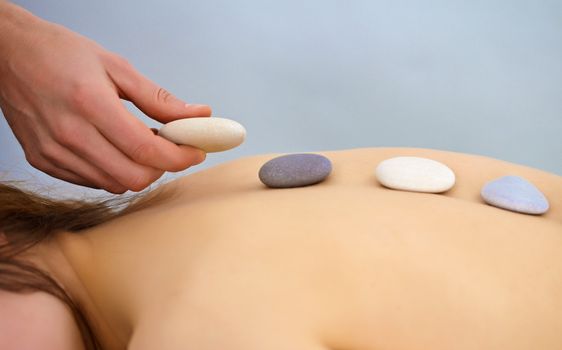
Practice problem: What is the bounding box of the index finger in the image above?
[92,93,206,172]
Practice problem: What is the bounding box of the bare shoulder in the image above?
[193,146,561,190]
[330,147,562,222]
[0,290,85,350]
[320,147,561,190]
[173,147,561,221]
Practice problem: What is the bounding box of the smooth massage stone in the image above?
[481,175,549,215]
[259,153,332,188]
[158,117,246,153]
[375,156,455,193]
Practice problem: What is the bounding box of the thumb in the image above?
[103,54,212,123]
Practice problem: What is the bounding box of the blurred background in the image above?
[1,0,561,197]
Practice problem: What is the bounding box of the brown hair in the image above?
[0,181,168,350]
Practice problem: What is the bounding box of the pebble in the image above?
[481,175,549,215]
[158,117,246,152]
[375,156,456,193]
[259,153,332,188]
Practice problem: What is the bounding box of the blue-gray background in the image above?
[1,0,561,197]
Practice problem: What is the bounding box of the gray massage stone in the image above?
[258,153,332,188]
[481,175,549,215]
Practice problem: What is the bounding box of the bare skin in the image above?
[27,147,562,350]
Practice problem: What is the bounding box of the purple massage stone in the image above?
[481,175,549,215]
[258,153,332,188]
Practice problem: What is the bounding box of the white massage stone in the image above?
[375,156,456,193]
[158,117,246,152]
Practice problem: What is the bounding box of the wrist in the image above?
[0,2,44,60]
[0,1,29,24]
[0,2,41,46]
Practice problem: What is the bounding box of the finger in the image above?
[102,54,212,122]
[85,93,207,172]
[30,159,97,189]
[29,139,129,194]
[178,145,207,167]
[24,148,99,190]
[50,117,167,192]
[10,109,129,193]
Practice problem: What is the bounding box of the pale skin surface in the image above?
[17,148,562,350]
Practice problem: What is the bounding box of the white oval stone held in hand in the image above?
[375,156,456,193]
[158,117,246,153]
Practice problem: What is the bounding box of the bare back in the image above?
[56,148,562,350]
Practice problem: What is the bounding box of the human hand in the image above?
[0,2,211,193]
